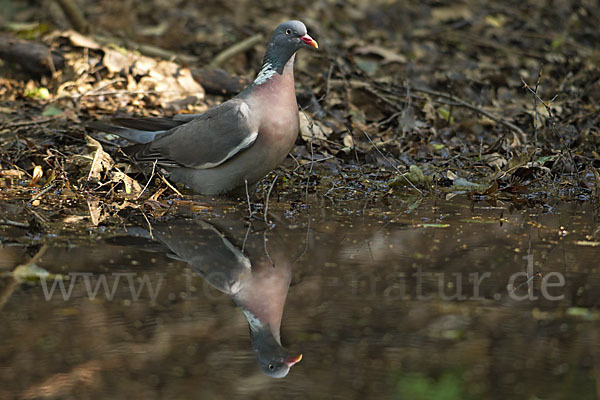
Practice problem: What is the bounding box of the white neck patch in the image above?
[253,63,276,85]
[253,55,295,85]
[242,309,264,331]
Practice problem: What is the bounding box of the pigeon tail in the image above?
[87,121,165,144]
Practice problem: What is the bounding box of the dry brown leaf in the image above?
[110,170,142,195]
[132,56,157,76]
[483,152,507,169]
[0,170,25,178]
[29,165,43,186]
[422,99,437,122]
[354,45,407,64]
[446,170,458,180]
[431,5,473,22]
[21,360,103,399]
[63,30,101,49]
[343,134,355,148]
[85,135,114,182]
[299,113,332,141]
[62,215,87,224]
[87,199,103,226]
[102,48,137,74]
[136,60,205,107]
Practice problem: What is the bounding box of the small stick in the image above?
[160,175,182,197]
[294,214,311,265]
[521,76,576,170]
[263,231,274,267]
[329,79,526,141]
[93,34,198,64]
[1,246,49,311]
[533,66,543,145]
[411,86,525,141]
[0,219,29,228]
[55,0,90,33]
[29,182,56,204]
[241,223,252,254]
[245,179,254,219]
[300,109,316,205]
[136,160,157,200]
[210,34,264,68]
[264,175,278,226]
[509,271,543,294]
[3,118,53,128]
[140,209,153,239]
[0,279,19,311]
[361,130,423,195]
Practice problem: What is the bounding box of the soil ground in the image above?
[1,0,599,214]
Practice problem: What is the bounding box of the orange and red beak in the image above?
[285,353,303,366]
[300,34,318,49]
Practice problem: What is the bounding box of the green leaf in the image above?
[421,223,450,228]
[535,155,552,165]
[451,178,491,192]
[355,57,378,75]
[42,106,63,116]
[437,107,454,124]
[25,87,50,100]
[566,307,598,320]
[12,263,63,283]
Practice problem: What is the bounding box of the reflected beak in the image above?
[285,353,303,366]
[300,34,318,49]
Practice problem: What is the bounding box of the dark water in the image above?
[1,197,599,399]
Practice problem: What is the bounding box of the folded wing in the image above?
[91,99,258,169]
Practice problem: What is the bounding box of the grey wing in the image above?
[89,115,201,144]
[172,113,204,122]
[132,99,258,169]
[154,220,251,294]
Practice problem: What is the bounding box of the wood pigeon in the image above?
[89,21,318,195]
[116,217,302,378]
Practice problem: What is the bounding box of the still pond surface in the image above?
[1,196,599,399]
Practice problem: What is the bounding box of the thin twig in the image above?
[3,118,54,128]
[210,34,263,68]
[533,66,542,146]
[0,219,29,228]
[1,245,50,311]
[93,34,198,64]
[361,130,423,195]
[68,89,167,100]
[328,78,525,141]
[0,279,19,311]
[241,223,251,254]
[55,0,90,33]
[160,175,182,197]
[509,271,543,294]
[136,160,157,200]
[29,182,57,204]
[294,154,337,167]
[411,86,526,142]
[140,209,153,239]
[521,76,577,173]
[245,179,254,219]
[294,213,311,265]
[264,175,278,226]
[263,231,274,267]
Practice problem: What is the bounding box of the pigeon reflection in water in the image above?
[121,218,302,378]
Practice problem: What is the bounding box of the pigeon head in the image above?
[261,20,318,75]
[250,326,302,378]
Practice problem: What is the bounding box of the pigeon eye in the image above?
[268,364,274,370]
[285,29,292,35]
